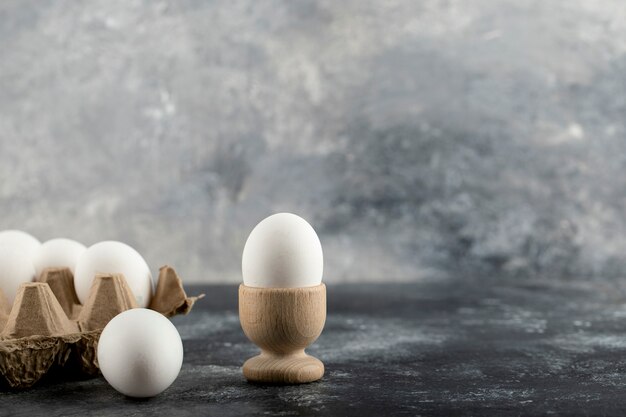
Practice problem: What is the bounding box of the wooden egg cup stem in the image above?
[239,284,326,384]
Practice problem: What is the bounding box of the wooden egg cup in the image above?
[239,284,326,384]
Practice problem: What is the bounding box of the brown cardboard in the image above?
[0,289,10,330]
[39,268,81,318]
[0,265,203,389]
[2,283,78,339]
[77,273,138,332]
[150,265,199,316]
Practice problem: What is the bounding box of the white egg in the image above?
[0,230,41,260]
[242,212,323,288]
[98,308,183,398]
[34,238,87,277]
[0,247,37,303]
[74,241,153,308]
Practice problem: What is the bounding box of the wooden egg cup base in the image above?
[243,351,324,384]
[239,284,326,384]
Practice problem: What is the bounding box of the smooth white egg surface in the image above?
[0,246,37,303]
[0,230,41,261]
[242,212,323,288]
[74,241,153,307]
[98,308,183,398]
[34,238,87,277]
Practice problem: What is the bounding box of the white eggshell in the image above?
[34,238,87,277]
[74,241,153,308]
[242,212,323,288]
[0,246,37,303]
[98,308,183,398]
[0,230,41,261]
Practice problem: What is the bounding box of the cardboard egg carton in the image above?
[0,265,203,389]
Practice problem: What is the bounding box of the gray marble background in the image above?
[0,0,624,283]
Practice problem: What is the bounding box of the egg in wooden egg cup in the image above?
[239,213,326,384]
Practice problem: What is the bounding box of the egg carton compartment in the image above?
[0,266,203,389]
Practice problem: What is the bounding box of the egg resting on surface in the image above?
[34,238,86,277]
[74,241,153,308]
[242,212,323,288]
[0,246,37,303]
[97,308,183,398]
[0,230,41,261]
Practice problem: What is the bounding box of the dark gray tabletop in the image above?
[2,278,626,416]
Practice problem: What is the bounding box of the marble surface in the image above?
[2,279,626,415]
[1,0,625,283]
